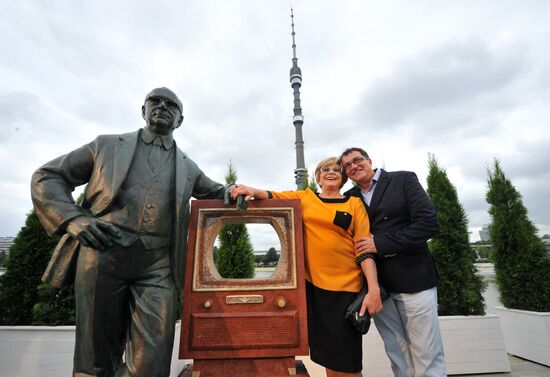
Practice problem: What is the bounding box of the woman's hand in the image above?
[359,286,383,317]
[230,184,267,201]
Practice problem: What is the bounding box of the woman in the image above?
[231,157,383,377]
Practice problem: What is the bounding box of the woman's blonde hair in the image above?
[314,157,347,189]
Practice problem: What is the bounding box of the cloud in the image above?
[2,1,550,240]
[355,38,525,138]
[0,91,41,144]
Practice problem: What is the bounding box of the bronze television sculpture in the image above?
[180,199,310,377]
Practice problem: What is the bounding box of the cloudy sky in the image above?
[1,1,550,244]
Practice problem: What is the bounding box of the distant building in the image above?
[0,236,14,254]
[253,249,281,257]
[479,224,490,242]
[0,236,14,274]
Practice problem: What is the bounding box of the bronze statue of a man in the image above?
[31,87,227,377]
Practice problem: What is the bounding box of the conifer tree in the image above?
[32,283,75,325]
[486,159,550,311]
[0,211,60,324]
[263,246,279,265]
[307,174,319,193]
[297,173,309,190]
[215,161,255,278]
[427,155,485,315]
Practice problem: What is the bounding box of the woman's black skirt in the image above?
[306,280,363,373]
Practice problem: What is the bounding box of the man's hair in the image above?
[339,147,369,164]
[314,156,348,189]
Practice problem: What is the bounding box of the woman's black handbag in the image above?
[345,282,389,334]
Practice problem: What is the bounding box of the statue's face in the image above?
[142,89,183,135]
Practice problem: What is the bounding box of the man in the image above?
[340,147,446,377]
[31,88,229,377]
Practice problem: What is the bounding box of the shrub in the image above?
[486,159,550,311]
[215,161,255,278]
[427,155,486,315]
[32,283,75,325]
[0,211,59,325]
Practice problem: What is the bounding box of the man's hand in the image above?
[355,234,377,255]
[66,216,122,251]
[359,287,383,317]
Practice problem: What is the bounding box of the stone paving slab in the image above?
[453,355,550,377]
[299,354,550,377]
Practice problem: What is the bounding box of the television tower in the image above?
[290,8,308,189]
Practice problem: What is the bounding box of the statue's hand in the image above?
[66,216,122,251]
[236,195,249,212]
[224,184,249,211]
[223,184,235,206]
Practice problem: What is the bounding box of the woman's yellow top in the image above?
[272,188,370,292]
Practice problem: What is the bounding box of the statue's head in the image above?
[142,87,184,135]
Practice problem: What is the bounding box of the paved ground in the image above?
[454,355,550,377]
[299,354,550,377]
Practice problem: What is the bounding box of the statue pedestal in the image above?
[180,358,310,377]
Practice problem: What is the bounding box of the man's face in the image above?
[341,151,374,187]
[142,91,183,136]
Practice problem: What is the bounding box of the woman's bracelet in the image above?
[356,252,377,266]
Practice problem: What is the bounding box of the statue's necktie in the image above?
[147,137,164,173]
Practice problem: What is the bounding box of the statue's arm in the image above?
[31,142,95,236]
[192,169,226,199]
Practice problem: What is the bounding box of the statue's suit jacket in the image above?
[31,129,225,290]
[345,169,439,293]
